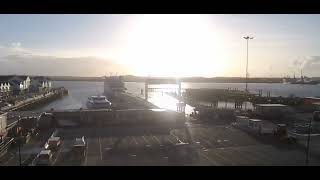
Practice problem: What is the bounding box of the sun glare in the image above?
[117,14,226,77]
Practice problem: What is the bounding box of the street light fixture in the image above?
[243,36,254,93]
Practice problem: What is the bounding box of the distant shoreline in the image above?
[48,75,289,83]
[51,79,283,84]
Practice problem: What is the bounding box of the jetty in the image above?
[2,77,320,166]
[1,87,68,112]
[183,88,304,110]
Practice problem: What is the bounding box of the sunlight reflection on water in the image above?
[148,92,194,115]
[37,81,319,111]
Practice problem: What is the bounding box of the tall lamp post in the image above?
[243,36,254,93]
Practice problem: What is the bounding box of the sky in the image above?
[0,14,320,77]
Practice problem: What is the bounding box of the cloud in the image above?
[303,56,320,68]
[292,56,320,77]
[293,59,302,67]
[0,43,34,60]
[0,43,131,76]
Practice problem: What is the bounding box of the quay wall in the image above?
[49,109,185,127]
[6,88,68,112]
[184,88,304,107]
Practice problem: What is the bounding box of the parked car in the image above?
[44,137,61,151]
[32,150,53,166]
[71,136,86,161]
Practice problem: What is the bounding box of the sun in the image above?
[116,14,226,77]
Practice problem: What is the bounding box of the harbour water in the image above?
[34,81,320,112]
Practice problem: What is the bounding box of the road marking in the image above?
[166,136,175,145]
[98,137,103,161]
[3,153,15,166]
[84,138,89,166]
[132,136,138,145]
[152,135,162,145]
[199,129,222,148]
[142,136,151,146]
[170,131,184,144]
[199,151,220,166]
[124,136,133,146]
[52,142,64,166]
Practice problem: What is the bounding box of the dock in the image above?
[1,87,68,112]
[2,78,320,166]
[183,88,304,110]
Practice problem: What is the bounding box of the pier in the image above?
[1,78,320,166]
[183,88,304,110]
[1,87,68,112]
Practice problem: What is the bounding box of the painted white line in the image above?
[132,136,138,145]
[52,143,64,165]
[98,137,103,161]
[142,136,151,146]
[167,136,175,145]
[84,138,89,166]
[4,153,15,166]
[170,131,183,143]
[152,135,162,145]
[129,136,138,145]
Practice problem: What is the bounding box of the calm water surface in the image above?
[35,81,320,112]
